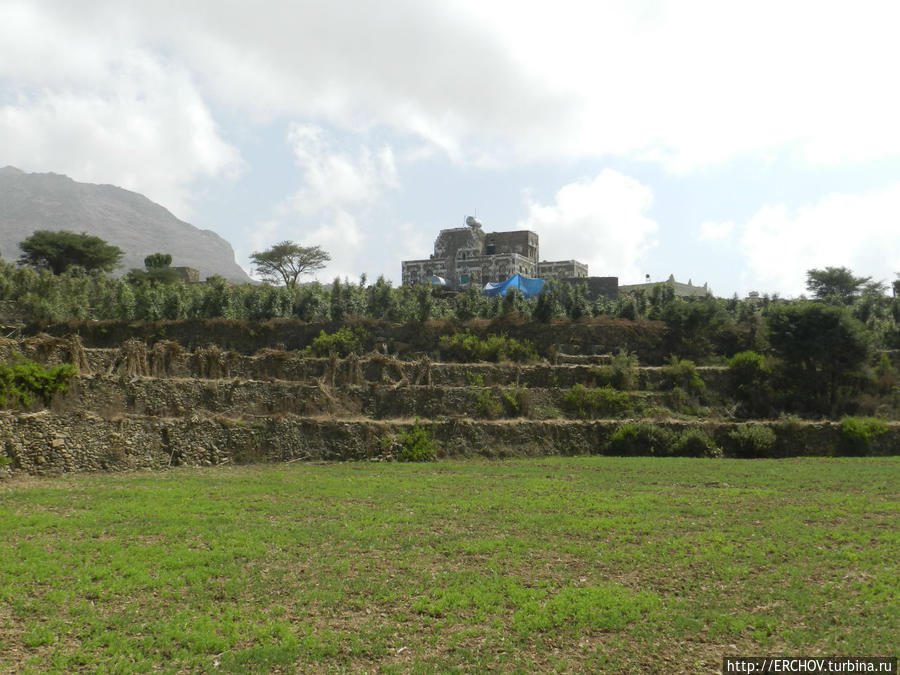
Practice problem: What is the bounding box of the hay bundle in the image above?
[149,340,185,378]
[65,334,91,375]
[193,344,235,379]
[414,355,432,387]
[111,339,149,377]
[23,333,67,364]
[343,352,363,387]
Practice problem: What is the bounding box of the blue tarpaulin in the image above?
[482,274,545,299]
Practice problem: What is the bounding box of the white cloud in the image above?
[9,0,900,173]
[0,3,241,217]
[699,221,734,241]
[738,185,900,296]
[248,126,401,282]
[518,170,658,282]
[286,124,398,214]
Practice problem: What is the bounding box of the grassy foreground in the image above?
[1,457,897,673]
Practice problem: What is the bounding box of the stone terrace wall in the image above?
[3,413,898,477]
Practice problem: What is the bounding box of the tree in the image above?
[126,252,179,285]
[249,241,330,288]
[144,252,172,269]
[18,230,123,275]
[767,302,871,415]
[805,267,870,304]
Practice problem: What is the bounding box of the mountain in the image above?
[0,166,252,283]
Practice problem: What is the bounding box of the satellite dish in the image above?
[465,215,482,228]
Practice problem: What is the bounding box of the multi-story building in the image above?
[401,216,589,289]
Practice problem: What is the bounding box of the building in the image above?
[619,274,711,298]
[401,216,590,289]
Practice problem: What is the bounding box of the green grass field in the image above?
[2,457,897,673]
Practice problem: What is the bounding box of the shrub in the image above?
[839,416,888,454]
[727,350,772,417]
[673,429,722,458]
[474,389,503,419]
[396,419,437,461]
[0,359,78,408]
[606,423,675,456]
[563,384,634,419]
[727,424,777,458]
[592,350,638,390]
[303,326,370,358]
[660,356,705,395]
[502,388,533,418]
[438,331,537,363]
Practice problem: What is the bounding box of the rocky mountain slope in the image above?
[0,166,251,282]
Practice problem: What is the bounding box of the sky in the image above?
[1,0,899,297]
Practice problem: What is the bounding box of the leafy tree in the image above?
[144,252,172,269]
[249,241,330,288]
[126,252,180,285]
[366,275,394,319]
[805,267,871,304]
[18,230,123,275]
[767,302,871,415]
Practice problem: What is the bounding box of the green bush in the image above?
[673,429,722,458]
[474,389,503,419]
[563,384,634,419]
[0,359,78,408]
[474,388,532,418]
[727,424,777,458]
[660,356,705,395]
[727,350,772,417]
[303,326,370,358]
[396,419,437,462]
[592,350,638,390]
[606,423,676,456]
[438,331,537,363]
[839,416,888,454]
[502,388,533,418]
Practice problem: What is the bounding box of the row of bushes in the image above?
[401,416,893,461]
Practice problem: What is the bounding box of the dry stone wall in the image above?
[2,334,897,478]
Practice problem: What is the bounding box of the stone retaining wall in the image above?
[3,413,897,477]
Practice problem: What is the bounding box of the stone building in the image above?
[401,217,589,289]
[619,274,711,298]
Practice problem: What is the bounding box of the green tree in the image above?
[18,230,123,275]
[249,241,330,288]
[767,302,871,415]
[806,267,871,304]
[126,252,180,285]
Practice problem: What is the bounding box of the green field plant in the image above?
[1,457,897,672]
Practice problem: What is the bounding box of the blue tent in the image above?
[482,274,545,299]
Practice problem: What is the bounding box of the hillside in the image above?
[0,166,251,283]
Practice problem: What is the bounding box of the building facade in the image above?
[618,274,711,298]
[401,217,589,289]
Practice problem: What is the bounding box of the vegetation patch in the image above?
[0,358,77,408]
[1,457,896,672]
[562,384,635,419]
[438,331,537,363]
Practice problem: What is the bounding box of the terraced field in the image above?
[0,333,897,474]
